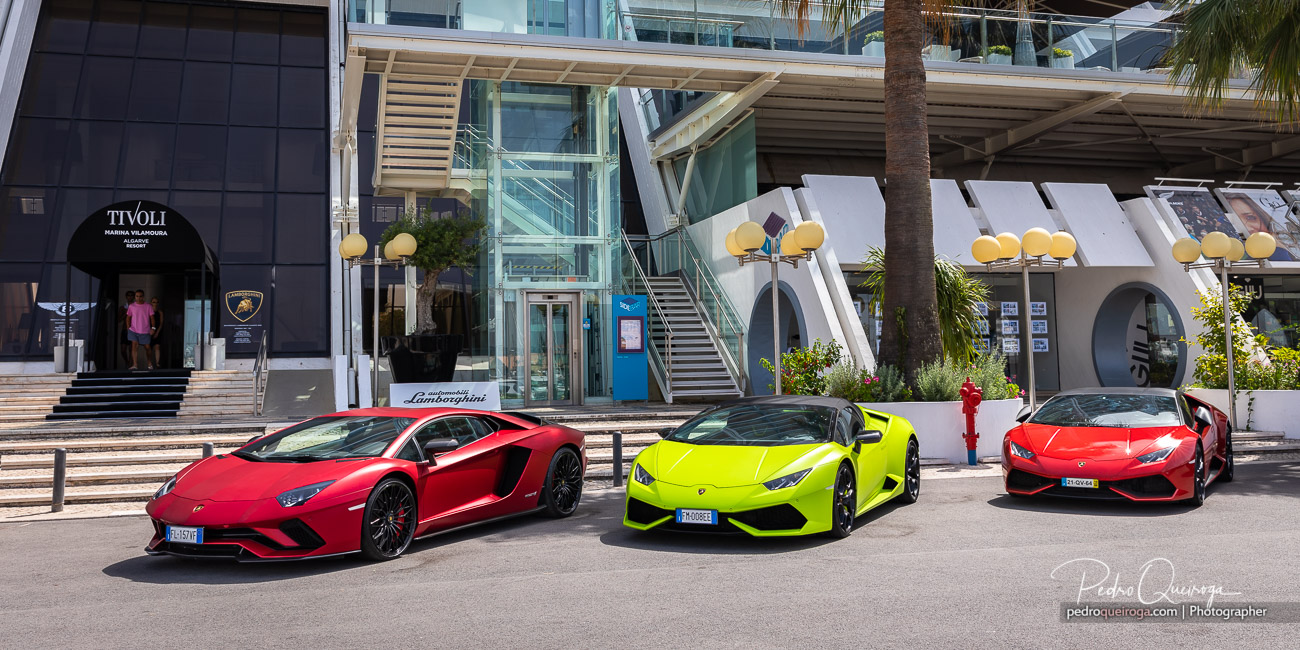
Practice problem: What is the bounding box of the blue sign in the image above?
[612,294,648,401]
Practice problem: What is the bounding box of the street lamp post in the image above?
[338,231,418,405]
[1170,231,1277,430]
[724,218,826,395]
[970,228,1077,412]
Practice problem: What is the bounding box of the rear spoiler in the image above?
[500,411,550,427]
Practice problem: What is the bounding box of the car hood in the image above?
[172,454,366,502]
[643,440,829,488]
[1016,423,1186,461]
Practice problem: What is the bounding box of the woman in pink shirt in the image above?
[125,292,157,371]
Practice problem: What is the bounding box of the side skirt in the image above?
[414,506,546,542]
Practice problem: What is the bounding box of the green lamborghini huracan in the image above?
[624,396,920,538]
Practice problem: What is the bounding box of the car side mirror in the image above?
[658,427,674,439]
[1193,406,1214,431]
[422,439,461,465]
[245,435,262,444]
[1015,405,1032,423]
[853,429,883,452]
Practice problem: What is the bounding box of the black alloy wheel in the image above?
[826,465,855,538]
[1186,443,1206,508]
[898,438,921,504]
[1219,429,1235,483]
[542,447,583,518]
[360,478,417,561]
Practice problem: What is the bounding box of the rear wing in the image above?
[500,411,551,428]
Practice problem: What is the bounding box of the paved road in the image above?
[3,461,1299,648]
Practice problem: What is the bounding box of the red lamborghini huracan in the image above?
[145,407,585,561]
[1002,388,1232,506]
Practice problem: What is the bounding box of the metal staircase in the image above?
[644,276,743,400]
[372,76,463,193]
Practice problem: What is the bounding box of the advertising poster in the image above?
[391,382,502,411]
[223,289,266,353]
[1002,338,1020,354]
[1144,186,1240,240]
[1030,302,1047,316]
[1033,338,1050,352]
[977,320,989,335]
[617,316,644,354]
[976,337,991,353]
[1214,187,1300,261]
[1031,319,1048,334]
[975,302,989,316]
[1001,301,1019,317]
[1002,319,1020,335]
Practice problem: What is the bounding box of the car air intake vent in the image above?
[626,498,673,525]
[279,519,326,549]
[730,504,807,531]
[881,476,898,491]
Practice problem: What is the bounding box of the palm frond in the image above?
[859,247,988,365]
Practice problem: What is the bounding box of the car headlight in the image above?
[1136,446,1175,464]
[153,475,177,500]
[1009,441,1035,460]
[763,468,812,491]
[276,480,335,507]
[633,464,655,486]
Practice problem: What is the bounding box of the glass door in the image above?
[525,292,581,405]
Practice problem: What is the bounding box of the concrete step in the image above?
[0,487,156,507]
[0,467,181,489]
[0,435,255,456]
[0,420,283,441]
[0,449,237,470]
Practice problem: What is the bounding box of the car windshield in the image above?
[1028,394,1183,428]
[665,404,835,446]
[239,416,416,462]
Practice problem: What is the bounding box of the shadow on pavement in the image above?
[102,553,361,585]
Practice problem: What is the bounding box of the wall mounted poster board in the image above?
[617,316,644,353]
[1002,319,1020,335]
[1001,302,1018,317]
[1143,186,1241,240]
[1031,319,1048,334]
[1214,187,1300,261]
[1002,338,1020,354]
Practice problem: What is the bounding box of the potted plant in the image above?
[985,45,1013,66]
[862,31,885,58]
[1051,47,1075,69]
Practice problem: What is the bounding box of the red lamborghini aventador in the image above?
[145,407,585,561]
[1002,388,1232,505]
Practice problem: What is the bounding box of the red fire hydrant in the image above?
[960,378,982,466]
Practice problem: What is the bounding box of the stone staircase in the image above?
[0,370,256,424]
[0,375,72,423]
[177,371,257,418]
[644,276,743,402]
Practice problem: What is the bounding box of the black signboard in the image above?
[67,200,215,275]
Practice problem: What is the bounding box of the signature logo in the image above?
[193,505,205,512]
[697,488,706,495]
[1052,558,1240,607]
[1078,461,1087,467]
[619,297,639,312]
[224,290,263,323]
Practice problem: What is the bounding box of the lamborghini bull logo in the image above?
[224,290,264,323]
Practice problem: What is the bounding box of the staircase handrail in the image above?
[620,231,674,392]
[253,331,269,416]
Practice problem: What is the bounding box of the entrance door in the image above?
[525,292,582,406]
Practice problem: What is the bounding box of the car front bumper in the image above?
[1002,449,1196,502]
[622,466,839,536]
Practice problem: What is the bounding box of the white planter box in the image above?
[862,41,885,58]
[1051,55,1075,69]
[986,53,1012,66]
[856,398,1024,463]
[1185,389,1300,438]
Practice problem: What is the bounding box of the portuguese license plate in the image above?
[166,525,204,544]
[1062,477,1099,489]
[675,508,718,525]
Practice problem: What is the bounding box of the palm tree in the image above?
[1166,0,1300,122]
[859,247,990,365]
[770,1,945,380]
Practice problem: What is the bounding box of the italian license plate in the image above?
[1062,477,1099,489]
[675,508,718,525]
[166,525,204,544]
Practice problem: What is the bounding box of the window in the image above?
[271,265,327,354]
[834,408,854,446]
[234,9,280,65]
[413,417,484,451]
[220,193,274,262]
[119,123,175,189]
[277,129,326,192]
[87,0,142,57]
[2,119,71,186]
[137,2,188,59]
[279,67,325,129]
[225,127,276,192]
[127,59,182,122]
[173,125,227,191]
[34,0,92,54]
[229,65,278,126]
[178,62,230,124]
[274,194,327,264]
[75,57,133,121]
[18,54,82,118]
[63,121,124,187]
[186,6,235,62]
[395,439,421,462]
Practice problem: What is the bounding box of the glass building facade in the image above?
[0,0,330,363]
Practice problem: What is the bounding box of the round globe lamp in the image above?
[1048,231,1077,260]
[724,228,744,257]
[734,222,766,253]
[1245,232,1277,260]
[793,221,825,251]
[383,241,399,261]
[1226,237,1245,262]
[780,232,802,256]
[1200,231,1232,259]
[392,232,417,258]
[1171,237,1201,264]
[1021,228,1053,257]
[340,233,368,259]
[995,232,1021,259]
[971,236,1002,264]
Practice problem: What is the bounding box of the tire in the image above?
[541,447,583,518]
[360,478,417,561]
[897,438,921,504]
[824,464,855,538]
[1219,429,1234,483]
[1185,443,1206,508]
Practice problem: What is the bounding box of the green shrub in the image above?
[1052,47,1074,59]
[986,45,1013,56]
[826,362,913,402]
[968,353,1022,399]
[916,359,964,402]
[864,30,884,44]
[761,339,843,396]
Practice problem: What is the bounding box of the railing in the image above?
[454,124,583,236]
[634,227,748,392]
[620,231,675,399]
[253,331,269,416]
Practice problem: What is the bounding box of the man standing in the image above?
[126,291,157,371]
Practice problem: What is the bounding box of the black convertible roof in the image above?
[717,395,854,409]
[1052,387,1181,398]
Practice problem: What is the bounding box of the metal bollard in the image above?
[202,442,214,458]
[52,448,67,513]
[612,431,623,488]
